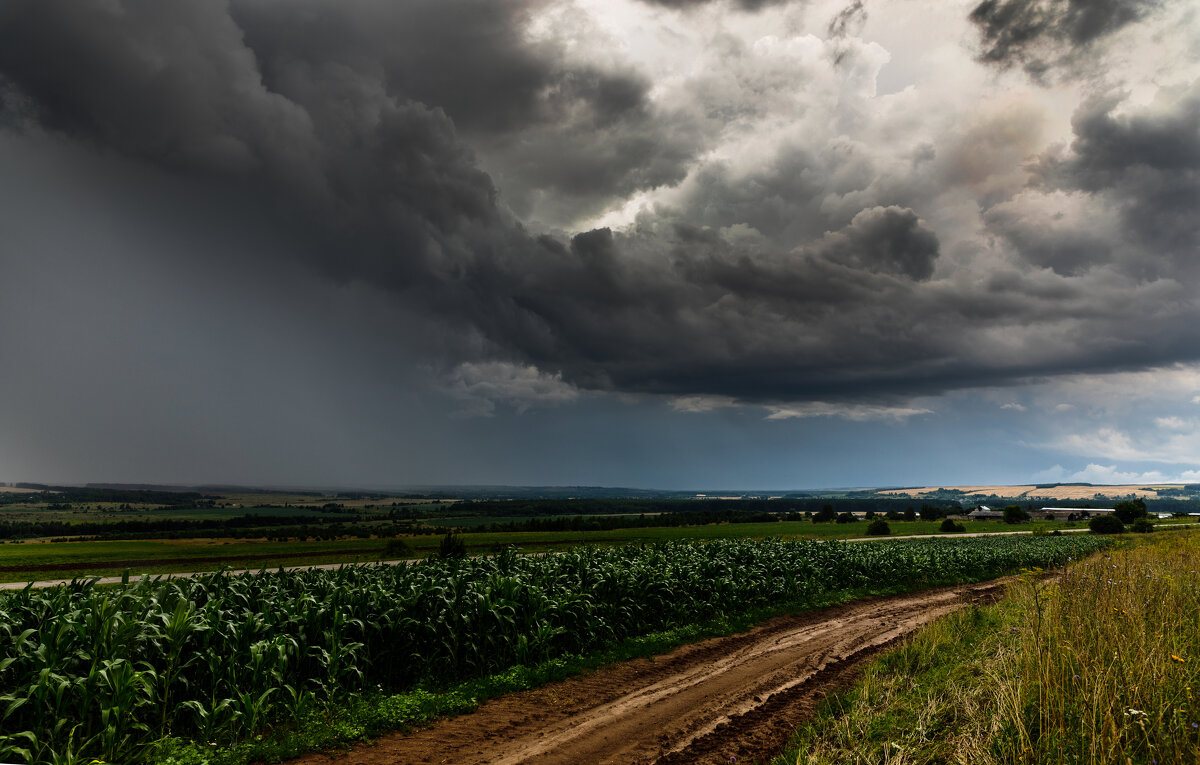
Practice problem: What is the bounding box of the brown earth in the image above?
[288,580,1007,765]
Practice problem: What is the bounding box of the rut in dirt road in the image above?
[290,580,1006,765]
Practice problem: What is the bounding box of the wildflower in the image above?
[1171,654,1187,663]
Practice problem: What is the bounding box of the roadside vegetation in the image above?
[776,533,1200,764]
[0,535,1111,765]
[0,485,1194,583]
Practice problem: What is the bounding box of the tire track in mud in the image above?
[289,580,1007,765]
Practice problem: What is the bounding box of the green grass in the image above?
[774,532,1200,764]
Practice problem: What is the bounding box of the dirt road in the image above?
[291,580,1006,765]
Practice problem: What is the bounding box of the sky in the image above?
[1,0,1199,490]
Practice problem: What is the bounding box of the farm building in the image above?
[967,506,1005,520]
[1038,507,1115,520]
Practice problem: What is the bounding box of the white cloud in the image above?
[1155,416,1190,431]
[669,395,739,413]
[1033,463,1200,485]
[1046,424,1200,466]
[1031,364,1200,413]
[765,401,932,421]
[444,362,581,417]
[1001,402,1026,411]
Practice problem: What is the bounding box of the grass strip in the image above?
[774,532,1200,765]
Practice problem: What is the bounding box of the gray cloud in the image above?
[1062,88,1200,266]
[969,0,1161,76]
[983,85,1200,279]
[2,0,1199,416]
[636,0,785,10]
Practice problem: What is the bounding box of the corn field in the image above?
[0,535,1111,763]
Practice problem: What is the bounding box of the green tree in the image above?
[866,519,890,535]
[836,512,856,524]
[1003,505,1031,524]
[1113,498,1148,523]
[813,504,837,523]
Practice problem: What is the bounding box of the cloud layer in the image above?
[1,0,1198,418]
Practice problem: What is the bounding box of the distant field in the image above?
[2,517,1192,583]
[876,484,1171,500]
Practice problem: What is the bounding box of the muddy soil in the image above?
[289,580,1005,765]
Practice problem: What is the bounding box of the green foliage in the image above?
[813,504,837,523]
[835,512,857,524]
[0,536,1113,764]
[1130,517,1155,533]
[437,533,467,559]
[1002,505,1031,524]
[865,519,890,536]
[1089,514,1126,534]
[918,503,944,521]
[939,518,965,533]
[1113,498,1148,523]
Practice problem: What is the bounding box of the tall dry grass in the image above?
[992,535,1200,763]
[784,533,1200,765]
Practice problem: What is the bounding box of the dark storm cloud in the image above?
[231,0,703,224]
[984,85,1200,279]
[969,0,1160,76]
[3,0,1200,413]
[1063,89,1200,264]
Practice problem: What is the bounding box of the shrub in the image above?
[384,538,412,557]
[939,518,965,533]
[836,512,857,524]
[438,532,468,558]
[1130,517,1155,533]
[1089,514,1125,534]
[866,519,890,536]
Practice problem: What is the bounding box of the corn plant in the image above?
[0,535,1112,763]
